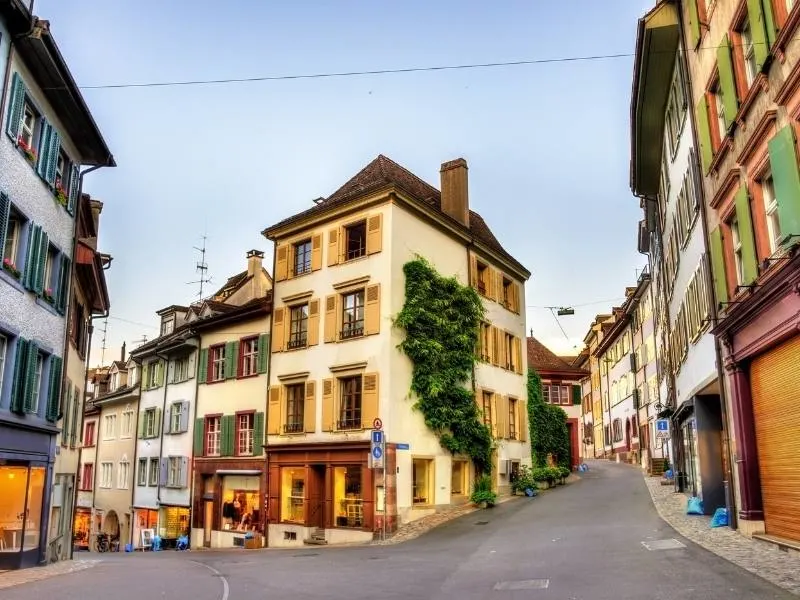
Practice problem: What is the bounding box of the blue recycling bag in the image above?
[686,496,704,515]
[710,507,729,528]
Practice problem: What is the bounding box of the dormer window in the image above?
[161,317,175,336]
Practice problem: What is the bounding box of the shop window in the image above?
[413,459,433,505]
[236,413,254,455]
[288,304,309,349]
[0,465,42,552]
[340,290,365,339]
[284,383,304,433]
[333,466,363,528]
[73,510,91,550]
[148,458,159,486]
[451,461,467,496]
[338,376,362,430]
[160,506,189,539]
[281,468,305,523]
[343,220,366,261]
[221,476,260,532]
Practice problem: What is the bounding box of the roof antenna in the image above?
[186,234,213,299]
[98,317,108,365]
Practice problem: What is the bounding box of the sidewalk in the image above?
[0,558,101,590]
[643,475,800,596]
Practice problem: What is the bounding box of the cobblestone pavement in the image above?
[644,474,800,596]
[0,558,101,590]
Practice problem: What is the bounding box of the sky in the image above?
[33,0,655,365]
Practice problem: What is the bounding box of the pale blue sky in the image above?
[34,0,654,363]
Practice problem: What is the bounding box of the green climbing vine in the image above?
[395,257,493,473]
[527,368,571,469]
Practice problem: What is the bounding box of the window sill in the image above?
[734,74,768,127]
[236,372,260,380]
[708,137,732,174]
[0,268,25,293]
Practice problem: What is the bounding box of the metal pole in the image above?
[382,437,386,542]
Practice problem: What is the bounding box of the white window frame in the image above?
[167,456,182,488]
[211,345,225,381]
[148,457,159,486]
[206,416,221,456]
[103,413,117,440]
[3,213,19,264]
[172,356,189,383]
[741,19,757,89]
[170,401,183,433]
[118,459,130,489]
[715,88,726,138]
[137,458,147,486]
[762,173,781,254]
[121,408,134,438]
[0,334,6,393]
[731,218,744,285]
[100,462,113,488]
[144,408,157,438]
[30,352,43,413]
[241,338,258,377]
[20,102,36,147]
[237,413,254,456]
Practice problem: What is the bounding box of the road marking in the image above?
[191,560,229,600]
[494,579,550,590]
[641,538,686,551]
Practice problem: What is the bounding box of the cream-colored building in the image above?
[262,155,531,547]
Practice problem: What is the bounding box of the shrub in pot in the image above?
[470,474,497,507]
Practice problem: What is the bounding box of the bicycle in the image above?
[95,532,110,553]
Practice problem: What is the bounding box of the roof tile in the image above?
[527,336,588,376]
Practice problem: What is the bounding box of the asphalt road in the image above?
[3,461,793,600]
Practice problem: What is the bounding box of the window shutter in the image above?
[156,361,164,386]
[267,386,281,435]
[5,72,25,139]
[46,355,62,422]
[572,385,582,405]
[275,244,288,281]
[142,363,150,389]
[311,233,322,271]
[138,411,145,439]
[56,255,71,314]
[304,380,316,433]
[366,213,382,254]
[70,385,79,447]
[321,378,334,432]
[257,334,269,374]
[253,412,265,456]
[767,124,800,245]
[490,326,500,367]
[519,401,528,442]
[0,193,9,255]
[360,372,379,429]
[324,295,337,343]
[514,337,523,374]
[154,407,162,437]
[62,385,72,446]
[687,0,701,47]
[22,223,40,290]
[364,284,381,335]
[717,34,739,131]
[36,121,51,179]
[734,184,758,285]
[165,403,173,434]
[469,253,478,288]
[272,308,285,352]
[307,299,320,346]
[496,395,507,439]
[197,348,208,383]
[44,127,60,185]
[10,338,28,413]
[35,230,48,295]
[180,401,190,433]
[193,418,205,455]
[696,96,714,174]
[221,415,235,456]
[167,360,175,384]
[179,457,189,488]
[490,393,498,438]
[67,164,80,215]
[513,282,521,314]
[746,0,772,72]
[159,458,168,487]
[23,341,38,413]
[225,340,238,379]
[327,228,339,267]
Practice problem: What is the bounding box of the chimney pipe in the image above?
[247,249,264,278]
[121,342,126,362]
[440,158,470,227]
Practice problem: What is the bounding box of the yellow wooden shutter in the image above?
[496,395,507,439]
[304,380,317,433]
[366,214,383,254]
[275,244,288,281]
[486,267,496,301]
[267,386,282,435]
[514,337,523,374]
[272,308,285,352]
[361,372,379,429]
[491,326,500,367]
[519,401,528,442]
[307,299,320,346]
[490,393,498,438]
[512,282,520,313]
[322,378,334,431]
[365,284,381,335]
[469,253,478,288]
[324,295,337,343]
[327,228,339,267]
[311,233,322,271]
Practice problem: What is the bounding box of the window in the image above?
[731,218,744,285]
[80,463,93,491]
[288,304,309,349]
[103,413,117,439]
[612,419,623,443]
[3,209,20,266]
[341,290,365,339]
[451,461,467,496]
[148,458,159,486]
[508,398,518,439]
[55,149,69,192]
[338,376,362,430]
[333,466,363,527]
[478,322,491,361]
[281,468,305,523]
[167,456,183,488]
[143,408,157,438]
[476,262,488,295]
[146,361,161,388]
[83,421,95,447]
[205,416,221,456]
[121,409,134,438]
[170,402,184,433]
[482,391,493,427]
[240,336,258,376]
[665,60,687,156]
[285,383,305,433]
[740,18,757,89]
[762,173,781,254]
[0,334,5,393]
[100,462,113,488]
[20,101,37,147]
[505,333,515,371]
[344,220,367,261]
[293,238,312,275]
[714,83,727,142]
[29,351,43,413]
[70,299,87,357]
[172,356,189,382]
[137,458,147,486]
[237,413,254,455]
[160,317,174,336]
[412,459,433,505]
[118,459,130,489]
[210,345,225,381]
[543,385,570,405]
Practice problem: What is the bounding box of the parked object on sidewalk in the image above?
[686,496,704,515]
[577,463,589,472]
[710,508,729,528]
[176,535,188,550]
[524,488,537,497]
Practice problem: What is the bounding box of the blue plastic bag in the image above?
[686,496,704,515]
[524,488,537,497]
[664,469,674,479]
[710,507,728,528]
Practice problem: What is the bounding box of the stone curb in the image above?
[0,559,101,590]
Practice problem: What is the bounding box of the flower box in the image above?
[17,136,37,165]
[2,258,21,279]
[43,288,55,304]
[54,180,68,207]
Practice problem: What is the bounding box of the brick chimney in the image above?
[121,342,126,362]
[440,158,469,227]
[247,249,264,277]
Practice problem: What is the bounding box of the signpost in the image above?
[655,419,670,439]
[369,419,386,541]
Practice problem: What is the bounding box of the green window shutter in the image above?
[709,227,729,306]
[5,72,25,140]
[56,255,71,314]
[154,407,162,437]
[746,0,771,72]
[23,341,39,413]
[70,385,79,446]
[35,230,48,295]
[142,363,150,389]
[225,341,238,379]
[44,128,60,186]
[696,97,714,174]
[767,124,800,245]
[717,34,739,131]
[46,355,62,422]
[10,338,29,413]
[221,415,235,456]
[22,223,40,290]
[137,412,145,439]
[257,334,269,374]
[572,385,582,406]
[193,418,205,455]
[67,165,80,215]
[36,121,51,180]
[253,412,264,456]
[0,193,10,256]
[62,385,72,445]
[735,184,759,285]
[156,361,164,386]
[687,0,701,47]
[198,348,208,383]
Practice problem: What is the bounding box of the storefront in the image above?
[191,459,266,549]
[132,508,158,549]
[0,461,49,569]
[73,509,92,551]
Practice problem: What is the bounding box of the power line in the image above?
[527,297,626,310]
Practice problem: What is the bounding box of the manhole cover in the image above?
[292,552,320,557]
[494,579,550,590]
[475,520,489,525]
[641,539,686,551]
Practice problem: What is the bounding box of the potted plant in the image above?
[470,474,497,508]
[17,136,37,165]
[43,288,55,304]
[558,466,570,485]
[511,465,536,496]
[2,258,21,279]
[54,179,68,207]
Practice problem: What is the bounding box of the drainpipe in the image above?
[188,332,201,548]
[263,241,278,544]
[155,349,170,532]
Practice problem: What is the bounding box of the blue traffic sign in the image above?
[656,419,669,432]
[372,430,383,444]
[372,446,383,459]
[396,443,410,450]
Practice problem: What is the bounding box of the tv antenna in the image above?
[98,317,109,365]
[131,336,148,348]
[187,234,212,299]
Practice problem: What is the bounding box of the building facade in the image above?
[583,315,613,458]
[680,0,800,542]
[0,4,113,569]
[261,155,530,547]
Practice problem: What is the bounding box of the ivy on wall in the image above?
[395,257,493,473]
[527,368,571,468]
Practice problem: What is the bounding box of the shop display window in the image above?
[160,507,189,539]
[73,510,91,547]
[220,476,260,532]
[333,466,363,528]
[281,468,305,523]
[0,465,44,553]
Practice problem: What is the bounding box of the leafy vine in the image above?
[395,257,493,473]
[527,368,571,468]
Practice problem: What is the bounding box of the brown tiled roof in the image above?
[262,155,528,276]
[527,336,588,376]
[213,271,250,298]
[111,360,127,371]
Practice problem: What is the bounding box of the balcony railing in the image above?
[340,324,364,340]
[337,418,361,431]
[284,422,303,434]
[287,334,307,350]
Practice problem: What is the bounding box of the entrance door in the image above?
[307,465,326,529]
[750,334,800,541]
[203,501,213,547]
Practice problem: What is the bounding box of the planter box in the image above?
[244,534,263,549]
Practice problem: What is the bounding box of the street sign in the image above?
[371,430,383,444]
[372,446,383,459]
[655,419,670,439]
[369,428,385,469]
[373,418,383,430]
[396,443,410,450]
